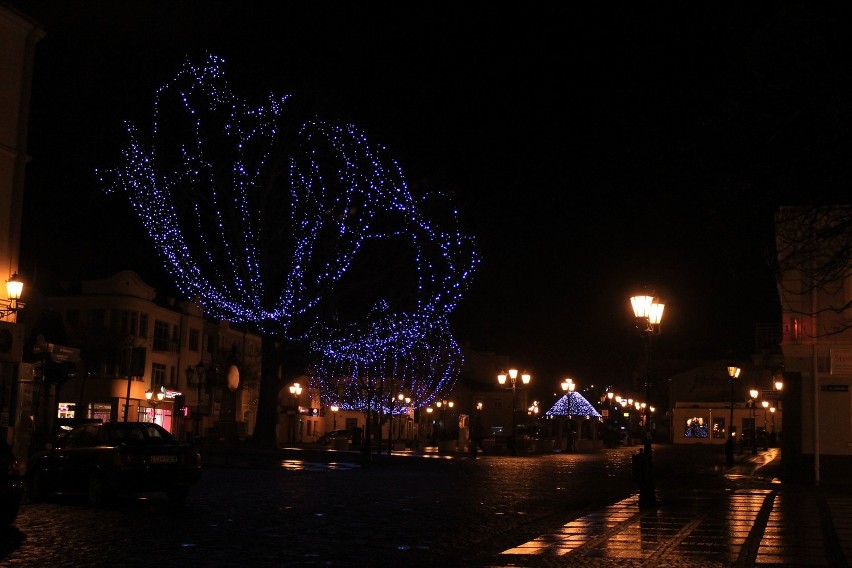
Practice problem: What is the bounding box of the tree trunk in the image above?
[252,334,280,448]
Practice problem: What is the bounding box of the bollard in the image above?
[632,449,644,482]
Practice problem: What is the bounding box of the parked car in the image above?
[0,437,23,525]
[27,422,201,506]
[318,429,351,445]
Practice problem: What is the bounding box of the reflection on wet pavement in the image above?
[500,486,850,566]
[277,459,360,471]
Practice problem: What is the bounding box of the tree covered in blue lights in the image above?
[545,392,602,418]
[98,55,478,446]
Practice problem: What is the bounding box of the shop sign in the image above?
[830,348,852,375]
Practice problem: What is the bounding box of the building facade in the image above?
[38,271,261,445]
[776,206,852,482]
[0,3,42,457]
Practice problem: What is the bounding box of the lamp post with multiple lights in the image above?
[397,393,411,442]
[497,369,531,456]
[145,385,165,423]
[629,294,664,510]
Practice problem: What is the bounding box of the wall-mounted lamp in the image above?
[0,273,24,317]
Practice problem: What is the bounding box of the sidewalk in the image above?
[490,448,852,567]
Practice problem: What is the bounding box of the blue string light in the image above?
[97,54,478,408]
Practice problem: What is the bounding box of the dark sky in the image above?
[14,2,852,399]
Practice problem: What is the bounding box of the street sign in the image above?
[34,342,80,363]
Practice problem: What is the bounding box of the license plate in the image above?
[151,455,177,464]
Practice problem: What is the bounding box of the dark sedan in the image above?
[27,422,201,505]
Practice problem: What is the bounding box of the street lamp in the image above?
[289,382,302,444]
[761,400,769,450]
[749,388,759,455]
[435,399,454,449]
[561,379,576,452]
[725,366,741,465]
[498,369,531,456]
[396,393,411,442]
[630,293,664,510]
[330,404,339,430]
[0,273,24,318]
[145,385,165,423]
[770,406,777,445]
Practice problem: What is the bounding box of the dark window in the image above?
[119,310,139,336]
[66,309,80,326]
[153,321,170,351]
[110,310,121,334]
[139,313,149,338]
[87,309,106,331]
[152,363,166,386]
[189,329,200,352]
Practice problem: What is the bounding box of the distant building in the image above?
[671,401,782,447]
[668,362,783,447]
[38,271,261,445]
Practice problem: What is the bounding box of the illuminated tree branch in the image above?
[97,54,478,445]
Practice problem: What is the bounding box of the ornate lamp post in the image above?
[435,399,454,450]
[289,382,302,444]
[330,404,339,430]
[561,378,576,452]
[145,385,165,423]
[770,406,776,444]
[774,379,783,445]
[396,393,411,442]
[629,294,664,510]
[0,273,24,318]
[761,400,770,450]
[749,388,759,455]
[498,369,531,456]
[726,365,740,466]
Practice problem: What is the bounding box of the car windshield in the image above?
[102,424,178,446]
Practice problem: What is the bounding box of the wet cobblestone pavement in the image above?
[488,448,852,567]
[1,444,849,567]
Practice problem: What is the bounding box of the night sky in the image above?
[13,2,852,400]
